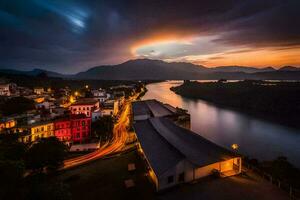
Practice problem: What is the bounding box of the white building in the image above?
[91,89,111,103]
[92,109,102,122]
[34,87,45,95]
[134,117,241,191]
[103,100,119,116]
[0,84,11,96]
[70,98,100,118]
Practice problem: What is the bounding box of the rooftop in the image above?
[134,117,237,175]
[132,99,175,118]
[71,98,98,106]
[134,120,184,176]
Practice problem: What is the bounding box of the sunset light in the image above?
[0,1,299,199]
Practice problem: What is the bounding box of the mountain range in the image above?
[1,59,300,80]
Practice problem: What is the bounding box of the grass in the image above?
[55,150,157,200]
[55,149,290,200]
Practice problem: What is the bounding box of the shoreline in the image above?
[170,81,300,130]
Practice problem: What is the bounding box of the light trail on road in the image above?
[62,93,139,170]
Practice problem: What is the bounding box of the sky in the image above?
[0,0,299,73]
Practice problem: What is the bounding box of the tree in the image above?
[0,96,35,116]
[25,137,68,173]
[0,134,26,199]
[92,116,114,140]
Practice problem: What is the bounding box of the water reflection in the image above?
[143,81,300,167]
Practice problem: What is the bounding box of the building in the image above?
[35,100,54,110]
[19,121,54,143]
[34,87,45,95]
[70,98,100,118]
[91,89,111,103]
[133,109,241,191]
[0,118,17,133]
[54,118,71,143]
[92,109,102,122]
[70,114,91,143]
[0,83,17,96]
[0,83,11,96]
[132,99,190,129]
[102,100,119,116]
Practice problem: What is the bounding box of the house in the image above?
[92,109,102,122]
[133,117,241,191]
[19,121,54,143]
[102,100,119,116]
[54,118,71,143]
[91,89,112,102]
[0,118,17,133]
[0,83,11,96]
[70,114,91,143]
[91,89,111,103]
[35,100,54,110]
[34,87,45,95]
[0,83,17,96]
[70,98,100,118]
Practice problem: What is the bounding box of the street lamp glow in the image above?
[231,143,239,150]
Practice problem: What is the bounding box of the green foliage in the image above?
[0,96,35,116]
[25,137,68,173]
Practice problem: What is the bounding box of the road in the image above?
[63,93,138,169]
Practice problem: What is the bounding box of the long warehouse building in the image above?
[133,116,242,191]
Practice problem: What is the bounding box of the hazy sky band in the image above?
[0,0,299,73]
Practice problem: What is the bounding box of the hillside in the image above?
[1,59,300,80]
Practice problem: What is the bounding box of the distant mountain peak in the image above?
[279,66,300,71]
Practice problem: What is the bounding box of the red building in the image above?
[54,118,71,142]
[70,114,91,143]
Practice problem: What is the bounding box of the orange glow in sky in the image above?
[131,34,300,68]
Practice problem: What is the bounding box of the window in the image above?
[178,172,185,182]
[82,121,85,126]
[87,107,90,110]
[167,176,174,184]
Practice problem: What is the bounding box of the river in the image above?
[142,81,300,168]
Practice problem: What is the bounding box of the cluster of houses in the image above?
[132,99,241,191]
[0,81,132,145]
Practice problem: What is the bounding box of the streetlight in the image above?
[231,143,239,150]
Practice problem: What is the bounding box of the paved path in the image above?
[160,171,290,200]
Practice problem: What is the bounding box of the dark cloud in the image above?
[0,0,299,73]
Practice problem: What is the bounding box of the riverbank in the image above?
[171,80,300,130]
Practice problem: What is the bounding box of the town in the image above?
[0,80,143,146]
[1,77,297,200]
